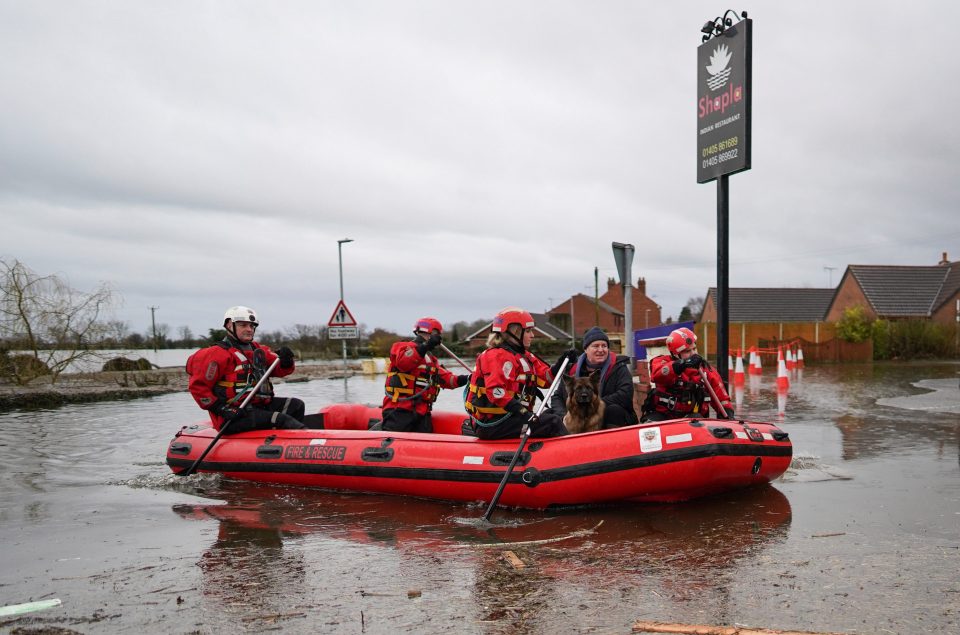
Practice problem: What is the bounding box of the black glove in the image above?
[276,346,295,369]
[520,408,539,428]
[457,374,469,387]
[684,354,704,370]
[213,402,241,420]
[415,333,442,356]
[672,360,685,375]
[723,404,735,419]
[504,399,526,416]
[550,349,578,377]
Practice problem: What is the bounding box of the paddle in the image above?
[481,357,570,522]
[439,343,474,373]
[179,357,281,477]
[698,368,730,419]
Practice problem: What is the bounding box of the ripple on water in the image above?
[782,454,854,482]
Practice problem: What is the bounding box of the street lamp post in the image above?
[337,238,353,369]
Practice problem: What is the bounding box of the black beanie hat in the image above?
[582,327,609,348]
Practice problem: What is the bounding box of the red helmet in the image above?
[491,307,535,333]
[413,317,443,335]
[666,327,697,357]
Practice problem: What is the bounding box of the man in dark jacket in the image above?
[549,327,638,428]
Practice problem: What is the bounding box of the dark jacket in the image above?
[549,352,637,426]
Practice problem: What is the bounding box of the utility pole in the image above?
[824,266,837,287]
[593,266,599,325]
[149,306,159,352]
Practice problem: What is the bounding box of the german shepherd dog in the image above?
[561,372,605,434]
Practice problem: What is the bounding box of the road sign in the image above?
[696,18,752,183]
[327,300,357,327]
[328,326,359,340]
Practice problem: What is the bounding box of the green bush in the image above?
[836,306,872,343]
[874,320,955,359]
[871,320,891,359]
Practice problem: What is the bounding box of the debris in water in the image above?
[631,619,849,634]
[0,598,62,617]
[502,550,525,569]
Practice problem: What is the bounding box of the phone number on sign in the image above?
[701,136,739,168]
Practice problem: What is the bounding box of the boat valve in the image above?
[521,467,542,487]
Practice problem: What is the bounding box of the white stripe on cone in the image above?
[776,348,790,390]
[734,351,745,385]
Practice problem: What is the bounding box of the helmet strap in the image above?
[504,326,524,351]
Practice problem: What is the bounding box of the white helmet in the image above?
[223,306,259,327]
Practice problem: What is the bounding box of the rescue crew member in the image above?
[464,307,569,439]
[381,317,469,433]
[549,327,638,428]
[642,327,734,421]
[187,306,306,433]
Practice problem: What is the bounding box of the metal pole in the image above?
[623,245,634,363]
[337,238,353,370]
[569,296,575,347]
[594,266,599,326]
[150,306,159,353]
[717,174,729,386]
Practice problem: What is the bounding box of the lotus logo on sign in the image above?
[696,19,752,183]
[706,44,733,91]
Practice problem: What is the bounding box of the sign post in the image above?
[697,10,752,385]
[327,300,358,343]
[612,242,635,362]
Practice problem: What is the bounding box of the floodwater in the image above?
[1,363,958,634]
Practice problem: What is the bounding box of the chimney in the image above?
[939,251,949,266]
[636,276,646,295]
[607,277,617,290]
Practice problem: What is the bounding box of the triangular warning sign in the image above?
[327,300,357,327]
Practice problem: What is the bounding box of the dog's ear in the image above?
[589,370,601,387]
[562,374,575,390]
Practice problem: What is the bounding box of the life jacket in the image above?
[384,352,444,406]
[647,355,708,416]
[465,347,541,421]
[211,340,275,406]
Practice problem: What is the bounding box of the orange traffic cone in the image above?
[785,347,795,371]
[776,347,790,390]
[749,346,762,375]
[733,349,745,385]
[797,345,805,368]
[777,386,788,418]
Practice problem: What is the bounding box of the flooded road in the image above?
[1,363,958,634]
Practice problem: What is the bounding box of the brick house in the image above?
[825,252,960,324]
[545,277,661,351]
[698,287,836,358]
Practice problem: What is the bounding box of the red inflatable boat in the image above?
[166,403,792,509]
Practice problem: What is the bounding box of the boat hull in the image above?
[167,404,792,509]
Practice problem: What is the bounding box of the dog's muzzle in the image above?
[574,390,595,404]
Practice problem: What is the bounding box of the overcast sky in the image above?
[3,1,958,340]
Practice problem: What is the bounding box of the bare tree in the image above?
[0,258,117,384]
[177,325,194,344]
[105,319,131,344]
[684,296,705,320]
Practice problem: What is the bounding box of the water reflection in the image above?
[172,481,791,629]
